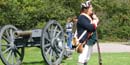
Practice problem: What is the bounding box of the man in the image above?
[77,1,99,65]
[66,17,73,49]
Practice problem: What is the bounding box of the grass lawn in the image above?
[62,52,130,65]
[0,47,130,65]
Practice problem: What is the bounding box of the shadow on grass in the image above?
[22,61,46,65]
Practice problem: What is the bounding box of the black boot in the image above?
[84,62,87,65]
[78,62,87,65]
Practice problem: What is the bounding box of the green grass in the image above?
[62,52,130,65]
[0,48,130,65]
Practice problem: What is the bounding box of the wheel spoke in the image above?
[49,49,52,61]
[7,50,12,61]
[14,51,18,59]
[51,50,58,63]
[3,47,11,54]
[14,50,21,63]
[10,29,14,41]
[2,36,10,43]
[52,50,58,61]
[12,52,14,65]
[46,47,51,55]
[45,35,51,42]
[15,50,22,58]
[44,44,51,48]
[5,29,10,39]
[55,45,62,53]
[1,44,10,46]
[56,31,61,38]
[53,26,58,37]
[52,51,56,61]
[50,25,54,38]
[46,30,51,39]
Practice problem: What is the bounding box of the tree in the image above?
[0,0,130,41]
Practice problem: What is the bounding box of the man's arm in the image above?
[78,15,96,32]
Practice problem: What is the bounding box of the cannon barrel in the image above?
[15,30,32,37]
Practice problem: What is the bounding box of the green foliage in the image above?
[0,0,46,29]
[92,0,130,41]
[0,0,76,29]
[0,0,130,41]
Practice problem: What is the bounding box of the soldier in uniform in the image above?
[77,1,99,65]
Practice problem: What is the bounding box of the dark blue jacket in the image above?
[77,15,96,44]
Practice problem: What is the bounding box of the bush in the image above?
[0,0,130,41]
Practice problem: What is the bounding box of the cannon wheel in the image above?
[41,20,65,65]
[0,25,24,65]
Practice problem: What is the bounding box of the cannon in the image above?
[0,20,69,65]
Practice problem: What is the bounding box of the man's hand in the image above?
[92,14,99,27]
